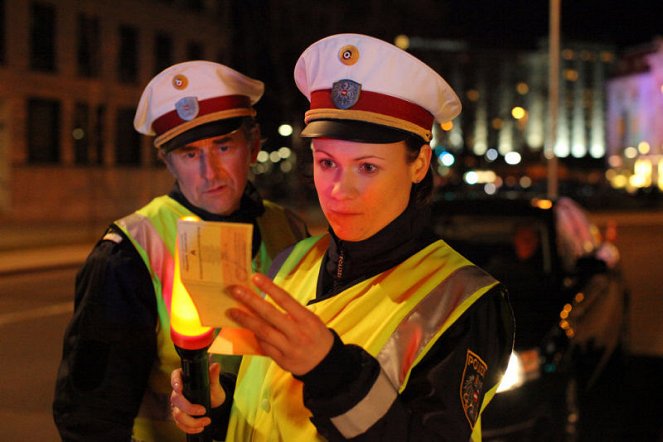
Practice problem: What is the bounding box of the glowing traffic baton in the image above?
[171,220,214,442]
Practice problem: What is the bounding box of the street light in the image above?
[547,0,561,198]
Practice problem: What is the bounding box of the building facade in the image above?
[606,38,663,192]
[0,0,230,226]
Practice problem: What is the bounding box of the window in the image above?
[94,105,105,165]
[182,0,204,12]
[27,98,60,163]
[118,25,139,83]
[77,14,101,78]
[115,107,140,165]
[0,0,6,65]
[73,103,89,164]
[30,2,56,72]
[154,32,173,74]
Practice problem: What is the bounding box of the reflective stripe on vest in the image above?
[331,266,496,438]
[228,235,498,441]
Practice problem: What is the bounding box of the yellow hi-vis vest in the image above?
[114,195,302,442]
[227,234,499,442]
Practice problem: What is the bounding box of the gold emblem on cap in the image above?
[338,45,359,65]
[172,74,188,90]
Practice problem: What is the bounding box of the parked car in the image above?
[430,195,628,441]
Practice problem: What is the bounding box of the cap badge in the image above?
[338,45,359,65]
[175,97,199,121]
[172,74,189,90]
[331,79,361,110]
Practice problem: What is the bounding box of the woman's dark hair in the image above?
[404,136,433,208]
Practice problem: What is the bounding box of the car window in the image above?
[434,215,552,275]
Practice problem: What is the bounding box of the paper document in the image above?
[177,218,253,328]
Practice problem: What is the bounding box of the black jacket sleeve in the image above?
[52,226,158,442]
[298,285,514,441]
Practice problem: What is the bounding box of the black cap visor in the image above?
[161,117,245,152]
[300,119,419,144]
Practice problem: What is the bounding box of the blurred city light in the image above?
[257,151,269,163]
[624,147,638,159]
[438,151,455,167]
[504,151,522,165]
[440,121,454,131]
[277,124,293,137]
[72,128,85,140]
[485,148,499,162]
[277,147,292,159]
[638,141,651,154]
[511,106,526,120]
[394,34,410,50]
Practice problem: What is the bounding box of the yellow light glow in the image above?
[611,174,628,189]
[564,69,579,82]
[634,159,653,188]
[516,82,529,95]
[608,155,622,168]
[659,160,663,191]
[171,232,213,348]
[491,118,503,130]
[531,198,553,210]
[440,121,454,131]
[394,34,410,50]
[624,146,638,159]
[466,89,480,102]
[511,106,526,120]
[637,141,651,154]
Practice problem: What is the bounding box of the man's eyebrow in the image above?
[212,136,232,144]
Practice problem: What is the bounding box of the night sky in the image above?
[393,0,660,50]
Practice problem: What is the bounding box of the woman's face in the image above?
[312,138,430,242]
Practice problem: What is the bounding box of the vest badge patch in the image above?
[460,349,488,428]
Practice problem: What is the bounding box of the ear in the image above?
[248,123,261,162]
[159,149,177,177]
[411,144,432,183]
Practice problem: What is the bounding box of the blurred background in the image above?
[0,0,661,440]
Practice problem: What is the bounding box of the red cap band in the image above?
[152,95,252,136]
[310,89,434,129]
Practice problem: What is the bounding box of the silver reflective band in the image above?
[330,368,397,438]
[378,266,496,389]
[331,265,496,438]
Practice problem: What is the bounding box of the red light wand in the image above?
[171,232,214,442]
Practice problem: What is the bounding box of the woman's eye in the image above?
[360,163,378,173]
[318,158,335,169]
[183,151,198,159]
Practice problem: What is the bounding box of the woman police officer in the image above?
[169,33,514,441]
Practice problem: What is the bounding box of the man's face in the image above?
[163,128,259,215]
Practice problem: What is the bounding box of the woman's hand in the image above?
[227,273,334,376]
[170,362,226,434]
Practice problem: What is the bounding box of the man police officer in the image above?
[53,60,308,442]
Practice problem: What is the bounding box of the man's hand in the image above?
[227,273,334,376]
[170,362,226,434]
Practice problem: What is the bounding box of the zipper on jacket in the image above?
[333,244,345,292]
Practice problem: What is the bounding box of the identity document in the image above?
[176,217,261,354]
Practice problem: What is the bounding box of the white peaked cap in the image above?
[134,60,264,149]
[294,33,461,143]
